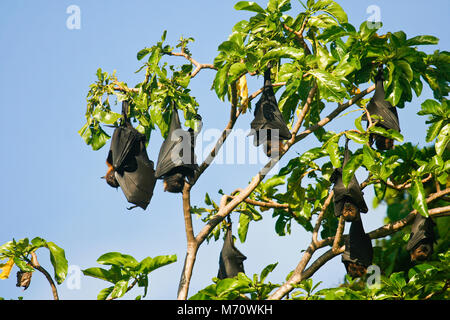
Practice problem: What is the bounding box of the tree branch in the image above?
[268,187,450,300]
[168,51,216,78]
[26,252,59,300]
[295,84,376,143]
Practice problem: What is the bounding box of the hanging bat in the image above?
[16,271,32,290]
[330,138,368,222]
[103,101,157,210]
[155,105,200,193]
[342,218,373,279]
[362,66,401,150]
[406,214,436,262]
[217,222,247,280]
[249,66,292,157]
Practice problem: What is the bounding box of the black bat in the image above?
[342,218,373,279]
[362,66,401,150]
[104,101,156,210]
[330,138,368,222]
[406,214,436,262]
[217,222,247,280]
[249,66,292,157]
[155,105,200,193]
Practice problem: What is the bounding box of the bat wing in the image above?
[155,109,199,179]
[115,148,156,210]
[406,214,436,251]
[249,69,291,146]
[362,79,400,132]
[109,126,140,172]
[342,219,373,267]
[217,228,247,279]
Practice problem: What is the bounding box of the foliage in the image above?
[0,237,68,285]
[190,263,279,300]
[82,252,177,300]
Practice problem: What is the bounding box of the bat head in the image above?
[371,133,394,150]
[344,261,368,279]
[342,200,360,222]
[103,165,120,188]
[163,172,185,193]
[410,240,434,262]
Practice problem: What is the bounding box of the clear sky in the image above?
[0,0,448,300]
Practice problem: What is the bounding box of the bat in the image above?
[406,214,436,262]
[155,105,200,193]
[249,66,292,157]
[330,138,368,222]
[16,270,32,290]
[217,221,247,280]
[362,66,401,150]
[342,218,373,279]
[104,101,157,210]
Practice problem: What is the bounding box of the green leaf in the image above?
[345,131,367,144]
[137,48,151,61]
[13,257,34,272]
[354,115,364,133]
[325,137,341,168]
[260,47,305,67]
[97,286,114,300]
[30,237,47,249]
[369,126,403,142]
[435,123,449,157]
[82,267,115,282]
[312,0,348,24]
[97,252,139,268]
[92,108,122,125]
[110,280,129,299]
[418,99,442,116]
[342,154,363,188]
[389,272,407,289]
[362,144,377,171]
[238,213,251,243]
[214,63,231,100]
[91,126,110,151]
[409,177,429,218]
[310,69,346,102]
[228,62,247,83]
[260,263,278,283]
[426,119,444,143]
[45,242,68,285]
[406,35,439,46]
[395,60,413,82]
[234,1,266,13]
[373,182,386,200]
[136,255,177,274]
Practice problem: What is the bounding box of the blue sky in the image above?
[0,0,448,300]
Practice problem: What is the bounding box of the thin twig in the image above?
[168,51,216,78]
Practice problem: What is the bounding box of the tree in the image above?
[1,0,448,300]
